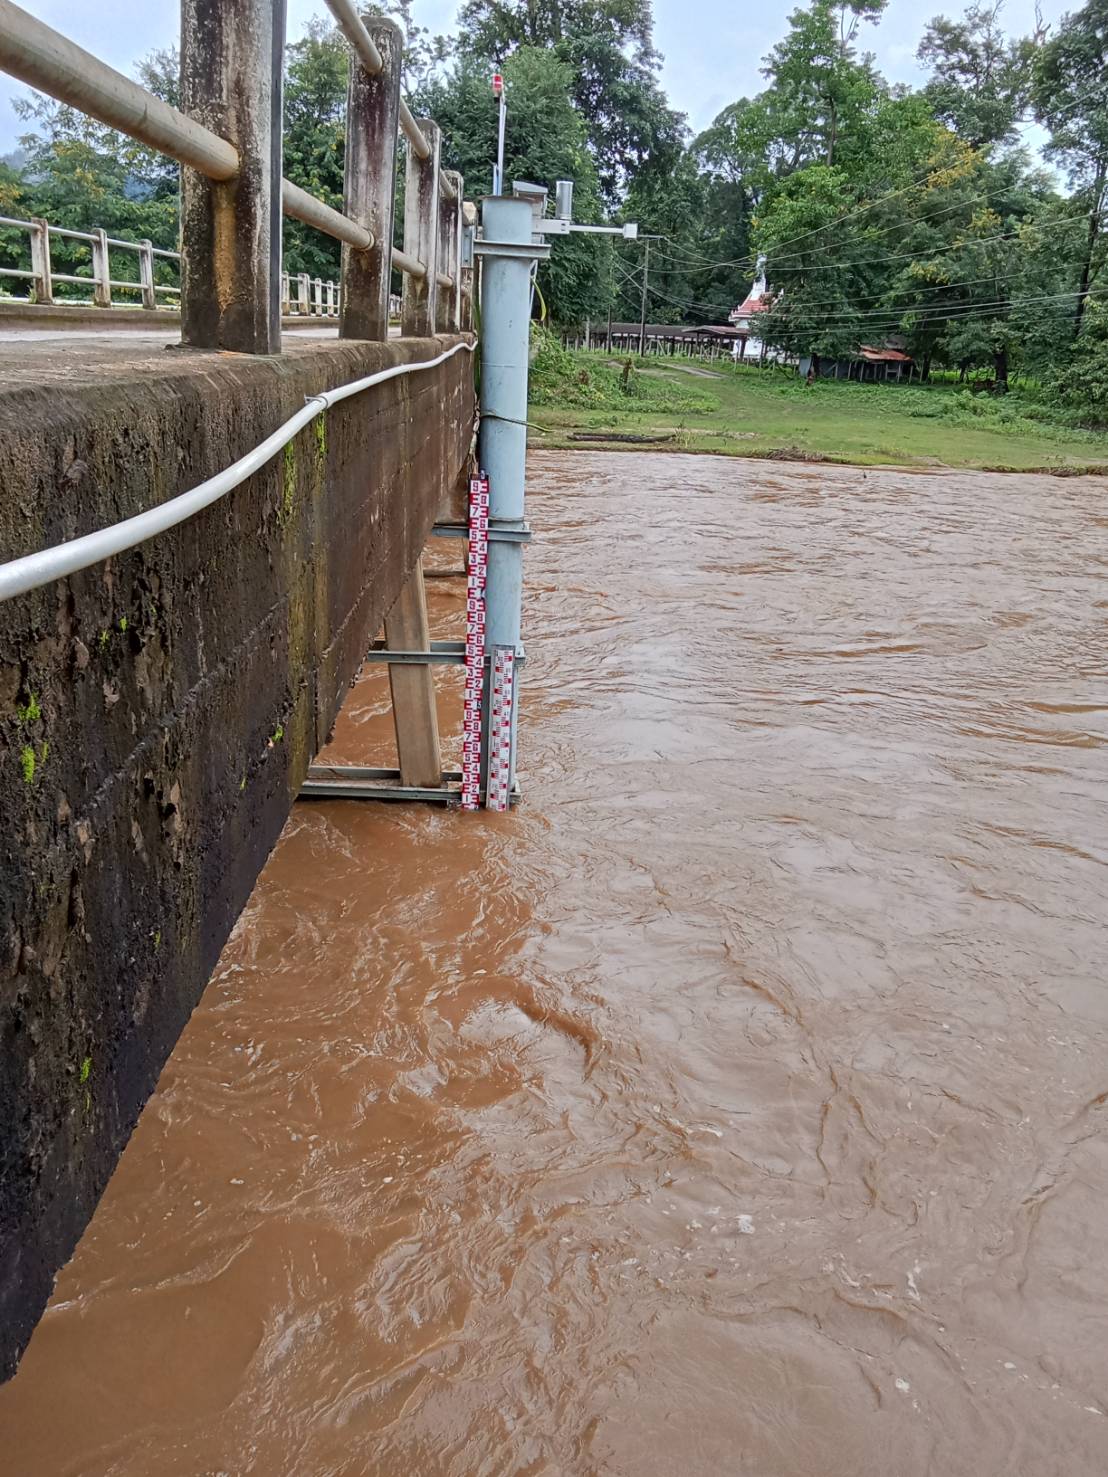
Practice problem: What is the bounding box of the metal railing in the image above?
[0,0,473,350]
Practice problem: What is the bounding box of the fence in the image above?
[0,0,472,351]
[0,211,406,321]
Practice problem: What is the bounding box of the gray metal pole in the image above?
[639,238,649,357]
[495,88,506,195]
[477,195,546,800]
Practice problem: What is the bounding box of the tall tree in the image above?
[282,21,349,281]
[760,0,890,171]
[1032,1,1108,338]
[453,0,684,202]
[426,47,610,323]
[918,2,1045,151]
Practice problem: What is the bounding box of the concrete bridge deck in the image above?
[0,331,475,1375]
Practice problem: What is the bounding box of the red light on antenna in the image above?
[492,72,503,95]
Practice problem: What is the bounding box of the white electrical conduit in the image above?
[0,341,476,602]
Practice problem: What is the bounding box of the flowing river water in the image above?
[2,451,1108,1475]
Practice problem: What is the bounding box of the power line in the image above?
[649,76,1108,279]
[750,287,1104,331]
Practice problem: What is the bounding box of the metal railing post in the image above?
[341,14,402,342]
[90,227,111,306]
[402,118,440,337]
[437,169,462,332]
[28,216,52,303]
[180,0,285,352]
[137,238,156,309]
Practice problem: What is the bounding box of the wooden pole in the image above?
[340,14,402,341]
[384,561,442,788]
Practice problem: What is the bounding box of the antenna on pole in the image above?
[492,70,506,195]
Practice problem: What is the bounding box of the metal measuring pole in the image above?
[473,194,549,804]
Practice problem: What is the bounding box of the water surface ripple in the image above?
[2,451,1107,1475]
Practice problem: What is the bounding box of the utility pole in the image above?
[606,250,614,350]
[638,238,649,357]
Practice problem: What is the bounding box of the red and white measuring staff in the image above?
[486,644,515,813]
[461,472,489,810]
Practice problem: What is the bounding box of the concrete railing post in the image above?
[180,0,285,353]
[281,271,290,314]
[313,276,322,315]
[341,14,402,342]
[138,239,156,310]
[91,228,111,307]
[437,170,463,332]
[402,118,440,337]
[29,217,52,304]
[298,272,310,315]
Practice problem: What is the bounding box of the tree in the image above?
[453,0,684,203]
[1044,297,1108,422]
[1,52,182,298]
[1032,1,1108,339]
[918,2,1045,151]
[759,0,890,171]
[427,47,610,323]
[282,21,349,281]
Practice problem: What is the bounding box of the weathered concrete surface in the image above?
[0,333,475,1378]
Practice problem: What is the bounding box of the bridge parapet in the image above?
[0,330,475,1378]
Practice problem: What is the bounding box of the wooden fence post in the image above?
[341,14,402,342]
[402,118,440,337]
[29,218,52,304]
[180,0,285,352]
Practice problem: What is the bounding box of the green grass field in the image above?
[528,343,1108,473]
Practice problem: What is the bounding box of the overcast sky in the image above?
[0,0,1075,155]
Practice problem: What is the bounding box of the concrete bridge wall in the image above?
[0,333,474,1376]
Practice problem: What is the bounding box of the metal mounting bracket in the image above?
[299,765,521,806]
[364,640,466,665]
[433,520,532,544]
[473,238,551,262]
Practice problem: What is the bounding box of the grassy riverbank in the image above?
[528,338,1108,473]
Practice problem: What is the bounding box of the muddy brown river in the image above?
[2,451,1107,1475]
